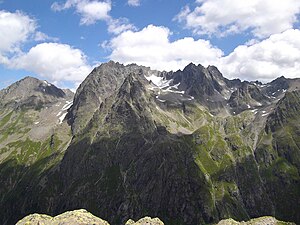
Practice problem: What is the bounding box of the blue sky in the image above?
[1,0,300,90]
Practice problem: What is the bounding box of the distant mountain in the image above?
[0,62,300,225]
[0,76,71,109]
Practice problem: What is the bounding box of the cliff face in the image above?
[1,62,300,225]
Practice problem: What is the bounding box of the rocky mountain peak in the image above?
[68,62,159,135]
[267,76,289,93]
[0,76,67,109]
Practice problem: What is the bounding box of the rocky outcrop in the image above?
[16,209,163,225]
[17,210,295,225]
[16,209,110,225]
[125,217,164,225]
[216,216,295,225]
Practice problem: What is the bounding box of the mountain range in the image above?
[0,61,299,225]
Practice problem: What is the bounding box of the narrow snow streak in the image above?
[59,112,68,124]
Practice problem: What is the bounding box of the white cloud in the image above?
[34,31,59,42]
[107,17,136,34]
[0,10,36,55]
[128,0,140,7]
[218,29,300,82]
[0,10,90,88]
[175,0,300,38]
[105,25,300,82]
[77,0,111,25]
[52,0,111,25]
[9,43,92,83]
[51,0,134,33]
[105,24,223,71]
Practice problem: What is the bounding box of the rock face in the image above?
[1,62,300,225]
[67,61,159,134]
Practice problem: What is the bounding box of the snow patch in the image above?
[59,112,68,124]
[148,86,156,91]
[145,74,172,88]
[43,80,51,86]
[56,101,73,118]
[161,88,185,94]
[186,96,195,101]
[61,101,73,111]
[160,82,184,94]
[157,98,166,103]
[171,82,180,89]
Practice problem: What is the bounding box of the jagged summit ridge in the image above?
[68,61,300,136]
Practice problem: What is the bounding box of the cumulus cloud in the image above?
[51,0,134,33]
[175,0,300,38]
[9,43,92,84]
[105,25,223,71]
[218,29,300,82]
[107,17,136,35]
[0,10,91,88]
[105,24,300,82]
[128,0,140,7]
[52,0,111,25]
[0,10,36,55]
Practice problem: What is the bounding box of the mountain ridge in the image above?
[0,61,300,225]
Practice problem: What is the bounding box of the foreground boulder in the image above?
[125,217,164,225]
[16,209,110,225]
[16,209,295,225]
[216,216,295,225]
